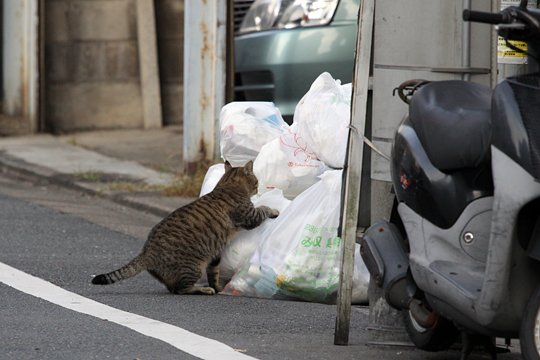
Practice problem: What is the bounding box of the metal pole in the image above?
[225,0,235,104]
[463,0,471,81]
[183,0,227,174]
[2,0,39,133]
[39,0,46,132]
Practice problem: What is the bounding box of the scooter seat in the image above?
[409,81,492,171]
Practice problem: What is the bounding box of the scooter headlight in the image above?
[238,0,339,35]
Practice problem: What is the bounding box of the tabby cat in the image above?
[91,160,278,294]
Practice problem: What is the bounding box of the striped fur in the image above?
[91,161,278,294]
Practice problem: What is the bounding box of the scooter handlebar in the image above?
[463,9,508,24]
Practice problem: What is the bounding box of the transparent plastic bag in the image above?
[220,102,287,167]
[223,170,345,303]
[294,72,352,168]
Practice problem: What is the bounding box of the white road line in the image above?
[0,262,257,360]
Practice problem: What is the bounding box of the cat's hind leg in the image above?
[206,256,222,293]
[173,257,222,295]
[165,266,216,295]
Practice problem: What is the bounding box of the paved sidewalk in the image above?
[0,126,200,216]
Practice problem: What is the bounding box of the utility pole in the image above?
[183,0,227,174]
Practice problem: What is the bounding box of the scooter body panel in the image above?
[475,146,540,326]
[398,198,501,332]
[399,197,492,302]
[491,79,533,173]
[396,136,540,336]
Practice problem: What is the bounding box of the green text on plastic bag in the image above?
[275,223,343,303]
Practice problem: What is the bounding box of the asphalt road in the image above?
[0,172,524,360]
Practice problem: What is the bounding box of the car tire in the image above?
[520,285,540,360]
[402,309,459,351]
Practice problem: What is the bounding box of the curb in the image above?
[0,154,193,218]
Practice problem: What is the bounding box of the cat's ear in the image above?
[244,160,254,173]
[224,161,232,172]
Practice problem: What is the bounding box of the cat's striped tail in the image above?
[91,254,146,285]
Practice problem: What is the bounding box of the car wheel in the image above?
[402,309,459,351]
[520,285,540,360]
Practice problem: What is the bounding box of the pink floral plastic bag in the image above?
[253,124,326,199]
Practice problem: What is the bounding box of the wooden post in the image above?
[136,0,163,129]
[334,0,375,346]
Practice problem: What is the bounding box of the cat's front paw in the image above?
[197,286,217,295]
[268,208,279,219]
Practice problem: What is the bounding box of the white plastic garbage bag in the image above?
[199,163,225,197]
[220,102,287,167]
[294,72,352,169]
[222,170,369,304]
[352,243,369,304]
[197,167,291,285]
[220,189,291,282]
[253,124,326,199]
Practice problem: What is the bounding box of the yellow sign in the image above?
[497,36,528,64]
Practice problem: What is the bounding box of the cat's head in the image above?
[218,160,259,195]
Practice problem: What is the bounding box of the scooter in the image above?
[360,2,540,359]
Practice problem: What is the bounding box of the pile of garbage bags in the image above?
[202,73,369,304]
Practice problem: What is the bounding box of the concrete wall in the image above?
[368,0,495,222]
[44,0,184,132]
[155,0,184,126]
[45,0,143,132]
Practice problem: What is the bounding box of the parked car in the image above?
[234,0,360,123]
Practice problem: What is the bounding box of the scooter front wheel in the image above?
[520,285,540,360]
[402,309,459,351]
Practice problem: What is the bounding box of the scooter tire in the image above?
[402,309,459,351]
[520,285,540,360]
